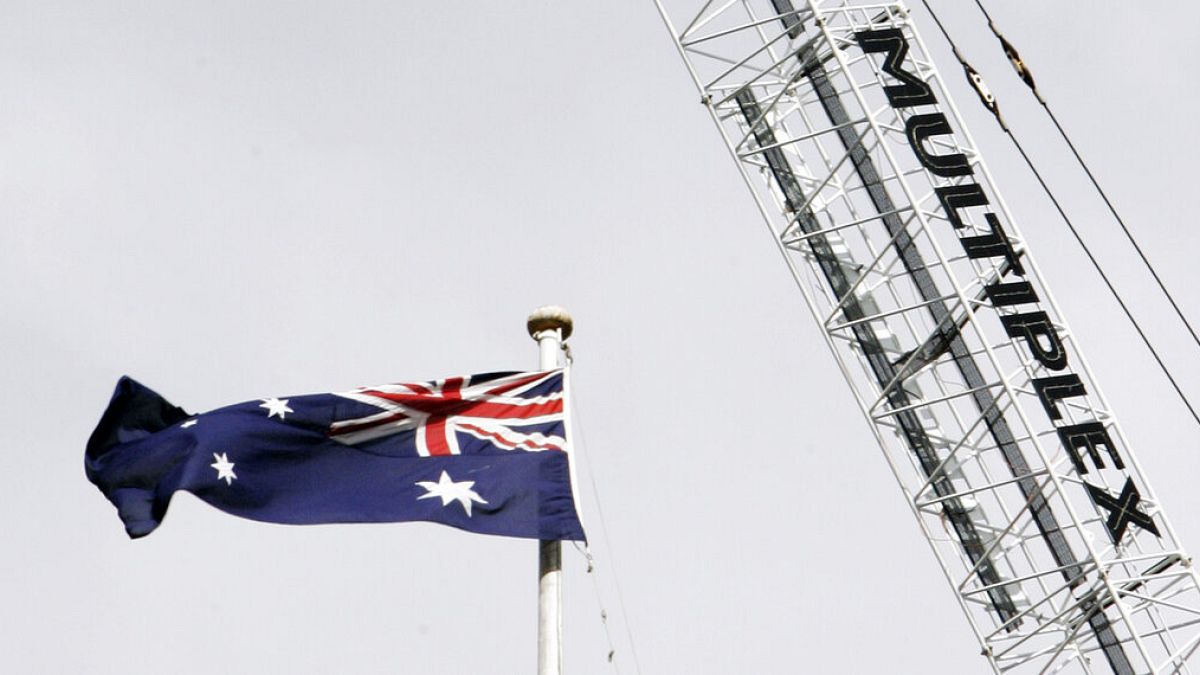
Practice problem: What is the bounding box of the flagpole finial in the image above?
[527,306,573,341]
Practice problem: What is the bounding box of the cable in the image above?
[970,0,1200,358]
[1004,134,1200,429]
[918,0,1200,429]
[571,541,621,673]
[567,370,645,675]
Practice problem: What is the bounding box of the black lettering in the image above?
[1085,478,1159,542]
[855,29,937,108]
[1002,311,1068,371]
[1033,374,1086,420]
[935,183,988,229]
[961,213,1024,275]
[1058,422,1124,474]
[985,281,1038,308]
[905,113,972,177]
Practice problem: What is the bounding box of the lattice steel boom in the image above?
[653,1,1200,672]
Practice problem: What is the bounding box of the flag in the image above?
[85,370,585,541]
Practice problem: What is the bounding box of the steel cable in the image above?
[918,0,1200,429]
[969,0,1200,357]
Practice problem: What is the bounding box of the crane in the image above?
[653,1,1200,671]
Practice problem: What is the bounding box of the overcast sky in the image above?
[4,2,1200,673]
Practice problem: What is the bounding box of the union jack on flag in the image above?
[86,369,585,541]
[330,370,567,456]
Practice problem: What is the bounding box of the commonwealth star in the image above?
[415,470,488,517]
[259,397,294,420]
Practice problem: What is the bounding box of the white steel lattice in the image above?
[653,1,1200,672]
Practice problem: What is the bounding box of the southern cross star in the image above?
[259,397,294,420]
[415,470,488,517]
[211,452,237,485]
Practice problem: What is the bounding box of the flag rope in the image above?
[572,541,621,672]
[568,370,644,675]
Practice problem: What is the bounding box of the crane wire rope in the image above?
[916,0,1200,430]
[967,0,1200,358]
[565,357,645,675]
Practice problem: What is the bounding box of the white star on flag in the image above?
[180,419,198,429]
[259,397,293,420]
[211,452,237,485]
[415,470,488,517]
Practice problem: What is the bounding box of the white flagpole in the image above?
[527,305,572,675]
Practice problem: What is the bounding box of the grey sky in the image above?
[4,2,1200,673]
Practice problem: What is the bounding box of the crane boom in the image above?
[654,1,1200,671]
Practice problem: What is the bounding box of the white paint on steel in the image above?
[651,1,1200,672]
[528,306,570,675]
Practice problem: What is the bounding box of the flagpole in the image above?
[527,305,572,675]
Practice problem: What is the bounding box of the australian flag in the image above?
[85,370,586,541]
